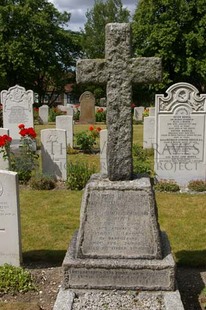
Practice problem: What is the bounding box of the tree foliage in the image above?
[0,0,82,105]
[132,0,206,96]
[82,0,130,59]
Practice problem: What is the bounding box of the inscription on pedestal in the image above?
[77,178,161,259]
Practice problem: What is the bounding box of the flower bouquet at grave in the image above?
[0,134,12,163]
[10,124,39,183]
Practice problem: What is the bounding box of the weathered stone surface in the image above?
[76,23,162,181]
[0,170,22,266]
[54,288,184,310]
[100,129,108,175]
[76,175,162,259]
[1,85,34,143]
[155,82,206,186]
[63,231,175,291]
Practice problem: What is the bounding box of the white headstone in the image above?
[155,82,206,186]
[1,85,34,144]
[66,105,74,116]
[39,105,49,124]
[100,129,108,174]
[58,105,73,116]
[149,107,155,116]
[134,106,144,121]
[0,128,10,170]
[41,129,67,181]
[143,116,155,149]
[56,115,73,148]
[0,170,22,266]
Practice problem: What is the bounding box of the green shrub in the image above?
[133,158,152,176]
[29,174,56,190]
[73,109,80,121]
[188,180,206,192]
[48,107,66,122]
[132,144,153,176]
[75,131,96,153]
[66,162,96,190]
[95,108,106,122]
[154,180,180,192]
[0,264,36,294]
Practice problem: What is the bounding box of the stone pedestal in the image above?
[62,175,175,291]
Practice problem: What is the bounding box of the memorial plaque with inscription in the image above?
[155,82,206,186]
[76,176,162,259]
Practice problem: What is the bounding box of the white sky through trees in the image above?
[48,0,137,31]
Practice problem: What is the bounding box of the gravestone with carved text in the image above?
[0,170,22,266]
[54,24,184,310]
[1,85,34,145]
[155,82,206,186]
[41,129,67,181]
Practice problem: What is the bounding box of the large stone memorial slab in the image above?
[1,85,34,143]
[155,82,206,186]
[41,129,67,180]
[0,171,22,266]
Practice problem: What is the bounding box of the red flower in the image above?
[19,129,27,137]
[131,103,136,109]
[27,127,37,139]
[96,127,102,132]
[97,108,104,113]
[0,135,12,147]
[18,123,25,129]
[89,125,94,131]
[34,107,39,112]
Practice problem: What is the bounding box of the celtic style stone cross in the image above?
[76,23,162,181]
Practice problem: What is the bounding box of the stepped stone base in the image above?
[63,231,175,291]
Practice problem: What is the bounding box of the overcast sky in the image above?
[48,0,137,31]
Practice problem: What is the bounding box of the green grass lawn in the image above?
[19,122,206,267]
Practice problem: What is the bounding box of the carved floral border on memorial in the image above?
[155,82,206,186]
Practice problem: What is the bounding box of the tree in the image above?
[82,0,130,59]
[0,0,82,105]
[132,0,206,99]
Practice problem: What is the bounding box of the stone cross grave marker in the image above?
[0,170,22,266]
[76,23,162,181]
[54,24,183,307]
[1,85,34,144]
